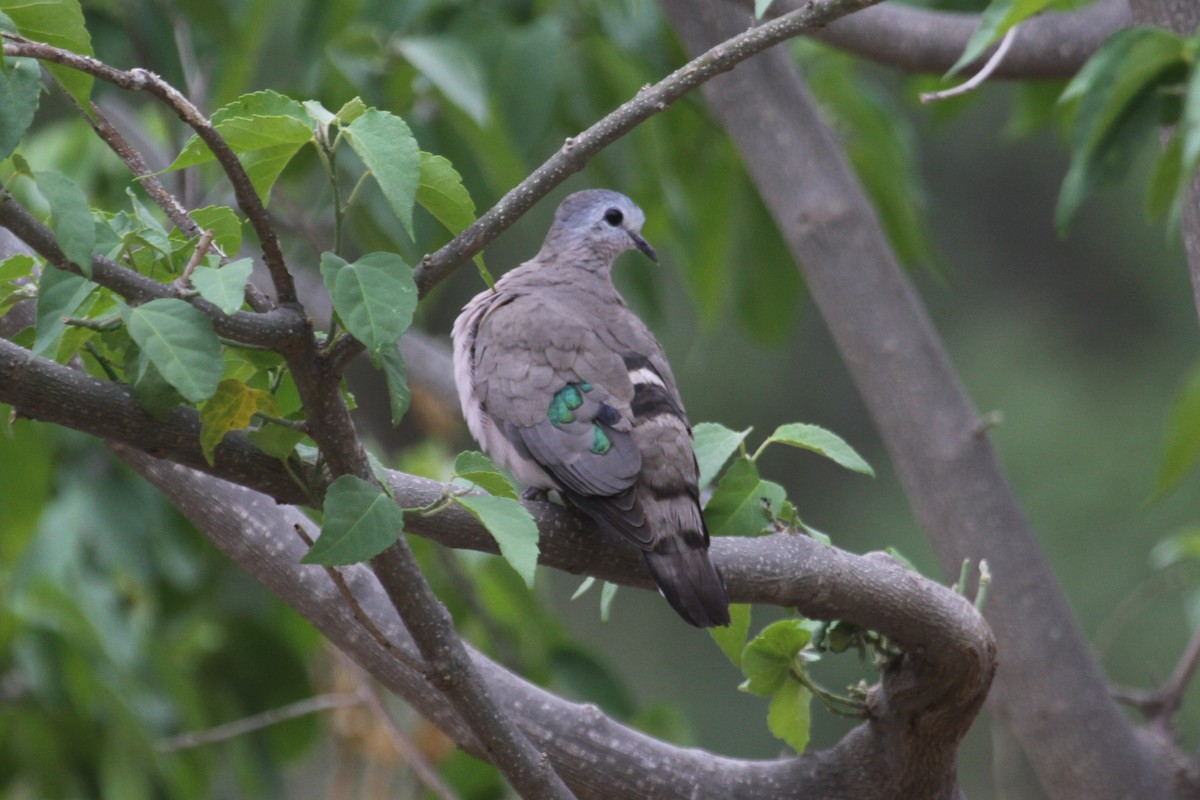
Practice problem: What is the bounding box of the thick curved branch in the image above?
[777,0,1131,79]
[659,2,1172,798]
[0,338,311,502]
[3,36,295,305]
[116,447,993,800]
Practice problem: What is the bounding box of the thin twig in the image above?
[335,650,462,800]
[0,195,302,348]
[290,523,426,672]
[410,0,881,298]
[2,35,296,305]
[919,25,1020,104]
[433,546,523,670]
[178,228,213,284]
[156,692,362,752]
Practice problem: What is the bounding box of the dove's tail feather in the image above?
[642,532,730,628]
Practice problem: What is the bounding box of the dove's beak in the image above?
[629,231,658,263]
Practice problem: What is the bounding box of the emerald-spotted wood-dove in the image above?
[451,190,730,627]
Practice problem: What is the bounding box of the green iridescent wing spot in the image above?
[591,424,612,454]
[579,381,592,392]
[548,383,586,427]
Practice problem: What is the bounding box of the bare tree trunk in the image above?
[659,2,1173,797]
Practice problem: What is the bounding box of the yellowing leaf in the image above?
[199,378,278,465]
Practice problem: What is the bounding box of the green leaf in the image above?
[948,0,1056,78]
[754,0,774,18]
[692,422,751,488]
[335,97,367,125]
[767,677,812,753]
[320,251,417,366]
[190,258,253,315]
[35,171,94,276]
[199,378,277,465]
[703,457,787,538]
[0,44,40,161]
[453,451,519,500]
[417,151,478,237]
[709,603,752,667]
[1154,362,1200,498]
[395,37,488,125]
[571,576,596,600]
[455,494,539,587]
[165,90,313,205]
[1146,134,1183,225]
[32,265,93,359]
[1150,526,1200,569]
[303,474,404,565]
[189,206,244,255]
[600,580,618,622]
[122,298,222,403]
[246,423,307,460]
[740,618,817,696]
[0,0,93,106]
[127,349,186,419]
[341,108,421,238]
[379,342,411,427]
[1056,28,1187,231]
[763,422,874,476]
[0,253,35,314]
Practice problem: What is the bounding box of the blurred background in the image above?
[2,0,1198,798]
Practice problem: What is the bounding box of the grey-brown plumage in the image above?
[452,190,730,627]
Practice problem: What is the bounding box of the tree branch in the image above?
[116,446,993,800]
[774,0,1131,79]
[0,195,302,348]
[3,36,295,305]
[409,0,882,300]
[658,1,1173,798]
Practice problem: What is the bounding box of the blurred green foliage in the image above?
[4,0,1200,798]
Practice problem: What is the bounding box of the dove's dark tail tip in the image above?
[642,534,731,628]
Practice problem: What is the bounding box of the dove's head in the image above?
[541,190,657,266]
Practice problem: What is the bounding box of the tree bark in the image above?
[660,2,1173,798]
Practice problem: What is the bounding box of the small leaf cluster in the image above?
[694,420,873,541]
[1056,26,1200,233]
[690,421,876,751]
[302,452,540,591]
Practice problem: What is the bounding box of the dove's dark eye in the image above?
[603,208,623,227]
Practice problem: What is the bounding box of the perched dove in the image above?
[452,190,730,627]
